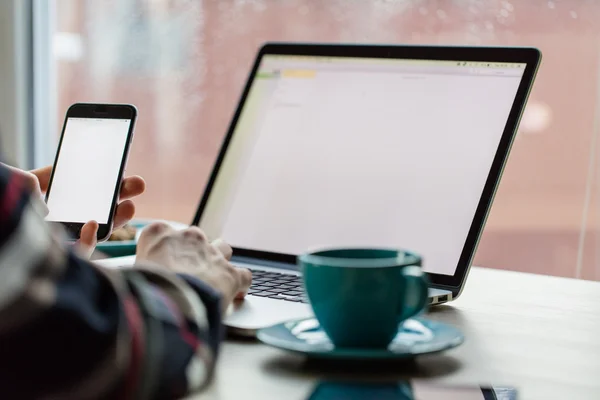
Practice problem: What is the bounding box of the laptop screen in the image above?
[198,54,526,276]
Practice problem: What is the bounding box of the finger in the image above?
[234,291,247,300]
[22,173,43,198]
[3,165,43,197]
[75,221,98,259]
[181,226,209,243]
[137,221,176,248]
[29,166,53,193]
[234,268,252,300]
[211,238,233,260]
[113,200,135,229]
[119,176,146,200]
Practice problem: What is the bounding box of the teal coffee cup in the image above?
[299,248,428,348]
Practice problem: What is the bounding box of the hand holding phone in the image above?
[45,103,138,242]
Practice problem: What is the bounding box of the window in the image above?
[40,0,600,280]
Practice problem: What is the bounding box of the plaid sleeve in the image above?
[0,164,223,399]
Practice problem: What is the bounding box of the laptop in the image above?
[99,43,541,335]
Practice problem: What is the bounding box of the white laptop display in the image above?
[101,43,541,335]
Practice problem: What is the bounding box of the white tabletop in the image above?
[190,267,600,400]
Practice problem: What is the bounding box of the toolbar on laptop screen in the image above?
[199,54,526,276]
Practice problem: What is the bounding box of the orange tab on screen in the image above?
[282,69,316,78]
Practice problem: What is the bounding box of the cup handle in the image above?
[398,266,429,322]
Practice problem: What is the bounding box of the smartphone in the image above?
[45,103,137,242]
[307,381,517,400]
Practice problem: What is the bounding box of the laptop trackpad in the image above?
[225,295,313,332]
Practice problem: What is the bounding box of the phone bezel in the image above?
[44,103,137,242]
[306,381,512,400]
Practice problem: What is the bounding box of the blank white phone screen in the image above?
[46,117,131,224]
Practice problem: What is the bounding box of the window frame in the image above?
[31,0,57,168]
[0,0,35,168]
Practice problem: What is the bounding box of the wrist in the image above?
[178,273,225,354]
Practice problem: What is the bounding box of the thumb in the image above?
[75,221,98,259]
[29,166,52,193]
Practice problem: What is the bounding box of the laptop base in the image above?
[225,273,452,337]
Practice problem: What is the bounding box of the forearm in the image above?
[0,164,223,399]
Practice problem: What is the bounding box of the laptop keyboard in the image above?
[247,269,446,305]
[247,269,308,303]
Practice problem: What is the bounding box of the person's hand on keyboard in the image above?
[136,222,252,310]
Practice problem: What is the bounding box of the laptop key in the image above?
[262,272,283,277]
[250,292,273,297]
[268,294,302,302]
[265,288,287,294]
[250,285,272,291]
[270,280,291,285]
[267,294,286,299]
[278,277,300,282]
[279,284,297,289]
